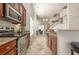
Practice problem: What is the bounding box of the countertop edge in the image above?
[0,37,17,46]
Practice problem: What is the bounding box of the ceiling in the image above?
[33,3,67,19]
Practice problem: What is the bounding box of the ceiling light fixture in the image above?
[46,19,48,21]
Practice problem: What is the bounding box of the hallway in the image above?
[26,34,52,55]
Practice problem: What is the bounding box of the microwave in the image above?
[5,4,21,22]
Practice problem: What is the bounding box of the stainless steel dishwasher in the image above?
[16,35,26,55]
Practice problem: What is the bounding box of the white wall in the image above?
[30,16,33,36]
[57,30,79,55]
[49,7,68,31]
[56,4,79,55]
[37,19,44,31]
[23,4,36,44]
[52,4,79,30]
[69,4,79,29]
[23,3,34,31]
[33,13,37,37]
[55,4,79,55]
[23,4,39,38]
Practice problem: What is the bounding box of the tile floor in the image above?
[26,34,52,55]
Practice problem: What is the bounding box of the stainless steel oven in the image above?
[5,4,21,22]
[17,35,26,55]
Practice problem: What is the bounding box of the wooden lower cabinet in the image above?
[51,37,57,54]
[48,35,52,50]
[48,33,57,55]
[0,40,16,55]
[6,47,16,55]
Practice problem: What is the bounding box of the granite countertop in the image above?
[0,37,17,46]
[0,32,28,46]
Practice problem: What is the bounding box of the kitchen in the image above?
[0,3,30,55]
[0,3,79,55]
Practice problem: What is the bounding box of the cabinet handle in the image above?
[6,47,10,50]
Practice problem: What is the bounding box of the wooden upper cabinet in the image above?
[13,3,20,13]
[0,3,4,17]
[20,4,26,26]
[9,3,20,13]
[20,4,23,14]
[8,3,14,8]
[23,7,26,26]
[0,3,26,26]
[6,47,16,55]
[20,4,23,25]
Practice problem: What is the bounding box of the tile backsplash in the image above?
[0,20,16,30]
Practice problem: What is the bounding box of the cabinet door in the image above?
[0,3,4,17]
[18,3,26,26]
[8,3,14,8]
[20,4,23,14]
[48,35,52,50]
[9,3,20,13]
[19,4,23,24]
[52,37,57,54]
[20,4,26,26]
[14,3,20,12]
[23,7,26,26]
[6,47,16,55]
[0,40,16,55]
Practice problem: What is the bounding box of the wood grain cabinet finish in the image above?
[51,36,57,54]
[0,3,26,26]
[6,47,16,55]
[14,3,20,13]
[48,33,57,55]
[0,40,16,55]
[22,7,26,26]
[0,3,4,17]
[48,34,52,50]
[9,3,20,13]
[23,8,26,26]
[20,4,26,26]
[19,4,23,14]
[8,3,14,8]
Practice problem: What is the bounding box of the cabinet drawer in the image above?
[6,47,16,55]
[0,40,16,55]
